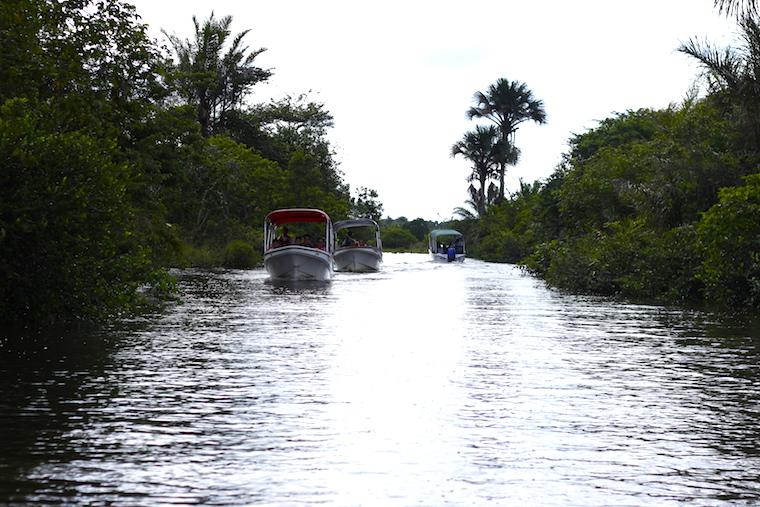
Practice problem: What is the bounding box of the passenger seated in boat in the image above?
[275,227,292,245]
[301,234,314,247]
[316,237,326,250]
[342,231,358,247]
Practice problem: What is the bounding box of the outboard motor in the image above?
[447,246,456,262]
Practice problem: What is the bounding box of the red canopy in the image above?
[265,208,330,225]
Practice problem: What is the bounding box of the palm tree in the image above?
[679,14,760,151]
[453,186,480,220]
[467,78,546,201]
[164,13,271,136]
[450,125,505,216]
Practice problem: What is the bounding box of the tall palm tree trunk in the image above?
[497,161,506,201]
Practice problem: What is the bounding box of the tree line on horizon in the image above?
[450,3,760,311]
[0,1,385,337]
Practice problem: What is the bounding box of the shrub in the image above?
[521,221,704,304]
[697,173,760,309]
[0,99,159,329]
[381,226,418,249]
[222,240,260,269]
[475,230,527,263]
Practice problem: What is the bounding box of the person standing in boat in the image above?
[447,242,457,261]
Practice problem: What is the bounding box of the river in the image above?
[1,253,759,505]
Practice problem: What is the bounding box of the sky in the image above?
[128,0,737,221]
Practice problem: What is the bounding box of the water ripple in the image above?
[1,254,759,505]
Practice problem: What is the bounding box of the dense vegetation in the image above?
[452,13,760,311]
[378,217,438,252]
[3,0,758,339]
[0,0,378,335]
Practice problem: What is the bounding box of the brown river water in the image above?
[1,253,759,505]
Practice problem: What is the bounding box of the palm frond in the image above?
[679,37,742,91]
[453,206,478,220]
[715,0,757,16]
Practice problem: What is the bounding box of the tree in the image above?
[453,192,479,220]
[180,136,287,243]
[405,218,430,241]
[451,125,505,216]
[0,99,156,329]
[164,13,271,136]
[251,94,345,192]
[0,0,164,134]
[0,0,171,334]
[697,173,760,308]
[467,78,546,200]
[380,226,418,249]
[679,14,760,153]
[350,187,384,221]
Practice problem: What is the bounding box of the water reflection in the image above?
[1,254,759,505]
[0,334,116,504]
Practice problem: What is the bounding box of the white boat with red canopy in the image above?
[264,208,334,281]
[333,218,383,272]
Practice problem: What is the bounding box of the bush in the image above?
[697,173,760,309]
[521,221,704,303]
[381,226,418,249]
[474,230,528,263]
[0,99,158,329]
[222,240,260,269]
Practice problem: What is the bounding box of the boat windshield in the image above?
[335,226,378,249]
[265,209,332,252]
[429,229,465,254]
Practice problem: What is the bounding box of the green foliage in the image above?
[405,218,430,241]
[380,226,419,249]
[451,125,504,215]
[127,105,205,266]
[680,14,760,152]
[476,230,528,263]
[164,13,271,137]
[0,99,156,328]
[466,182,540,263]
[0,2,371,337]
[523,221,703,302]
[697,173,760,308]
[0,0,172,334]
[557,104,744,233]
[379,216,438,250]
[466,77,546,200]
[448,21,760,312]
[223,240,260,269]
[196,136,286,241]
[350,187,384,221]
[471,96,754,309]
[0,0,165,135]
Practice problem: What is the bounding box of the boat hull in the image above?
[333,247,382,272]
[264,246,333,281]
[431,252,466,263]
